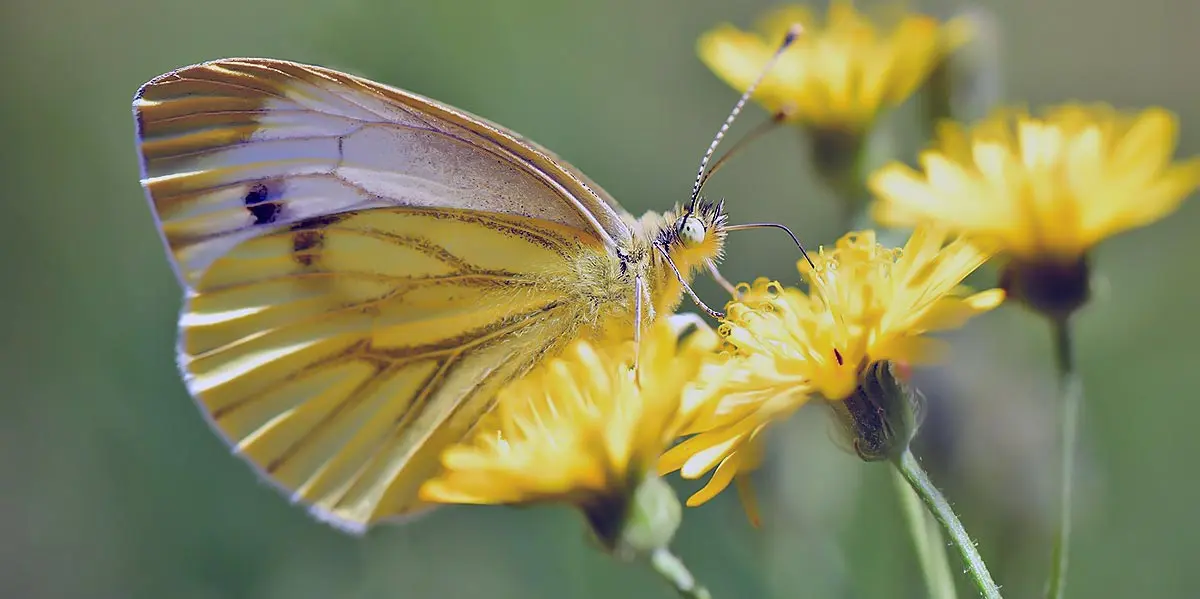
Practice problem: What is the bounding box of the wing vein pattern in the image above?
[178,208,597,530]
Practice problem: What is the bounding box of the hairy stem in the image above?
[893,467,958,599]
[895,449,1002,599]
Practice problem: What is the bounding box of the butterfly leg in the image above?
[656,246,723,320]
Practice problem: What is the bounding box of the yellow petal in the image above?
[658,428,734,477]
[419,481,489,504]
[735,473,762,528]
[1087,157,1200,244]
[870,161,939,216]
[870,335,948,366]
[966,288,1007,310]
[940,16,976,52]
[679,425,750,478]
[881,17,940,105]
[685,454,740,506]
[697,26,784,105]
[1111,107,1176,170]
[909,293,1001,332]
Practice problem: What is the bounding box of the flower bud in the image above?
[827,360,927,462]
[584,474,682,561]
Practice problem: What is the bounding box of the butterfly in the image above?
[132,47,800,534]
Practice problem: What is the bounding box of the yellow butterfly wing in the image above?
[179,207,601,532]
[133,58,636,531]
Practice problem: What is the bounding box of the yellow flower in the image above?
[420,320,719,547]
[660,226,1004,508]
[698,1,971,132]
[870,104,1200,264]
[870,104,1200,317]
[800,227,1004,399]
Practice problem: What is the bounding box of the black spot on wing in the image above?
[290,213,349,231]
[289,213,348,267]
[293,231,323,252]
[293,230,324,266]
[244,181,284,225]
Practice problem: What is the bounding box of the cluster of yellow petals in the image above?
[419,319,720,507]
[801,227,1005,399]
[698,0,971,131]
[870,104,1200,263]
[661,227,1004,512]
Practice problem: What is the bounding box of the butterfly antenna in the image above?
[689,23,803,214]
[695,107,792,196]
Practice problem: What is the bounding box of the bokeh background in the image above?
[4,0,1198,597]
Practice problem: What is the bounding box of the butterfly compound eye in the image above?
[677,215,706,247]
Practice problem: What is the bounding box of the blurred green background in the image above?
[3,0,1198,597]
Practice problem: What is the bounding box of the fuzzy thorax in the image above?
[559,199,729,342]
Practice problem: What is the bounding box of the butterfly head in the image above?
[657,199,728,271]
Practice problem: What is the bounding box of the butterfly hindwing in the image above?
[134,57,633,288]
[181,207,606,531]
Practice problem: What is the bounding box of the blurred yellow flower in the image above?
[698,1,971,132]
[870,104,1200,264]
[661,227,1003,509]
[420,320,719,520]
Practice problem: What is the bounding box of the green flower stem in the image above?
[1045,317,1081,599]
[649,548,712,599]
[892,468,958,599]
[895,449,1003,599]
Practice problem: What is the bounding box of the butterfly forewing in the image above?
[134,58,632,287]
